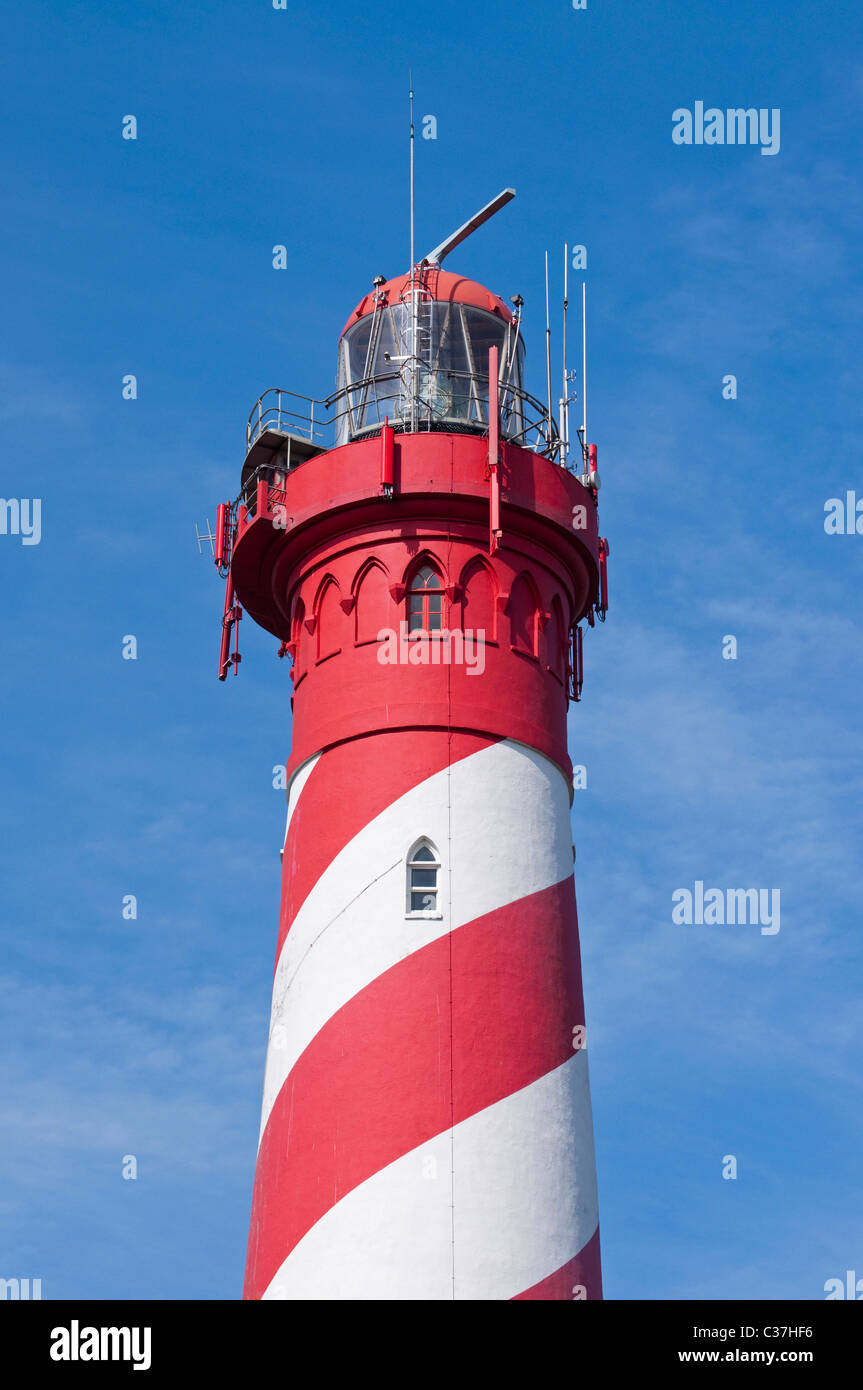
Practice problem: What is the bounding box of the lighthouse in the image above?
[214,193,608,1300]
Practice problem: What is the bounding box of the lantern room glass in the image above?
[335,301,525,446]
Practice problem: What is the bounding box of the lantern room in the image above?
[334,267,527,446]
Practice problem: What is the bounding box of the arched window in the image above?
[407,564,444,633]
[406,839,441,917]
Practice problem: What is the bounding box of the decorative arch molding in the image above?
[351,555,390,594]
[288,593,305,682]
[459,556,499,643]
[402,550,446,591]
[313,574,343,663]
[352,557,392,645]
[507,570,542,659]
[311,571,341,610]
[546,593,567,684]
[290,593,305,643]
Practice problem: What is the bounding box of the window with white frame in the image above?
[406,840,441,917]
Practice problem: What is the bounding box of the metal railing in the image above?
[245,371,560,462]
[245,388,325,454]
[239,460,289,518]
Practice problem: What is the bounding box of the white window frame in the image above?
[405,838,443,920]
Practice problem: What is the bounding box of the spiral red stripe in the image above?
[276,729,498,963]
[512,1228,603,1300]
[245,734,601,1299]
[245,874,584,1300]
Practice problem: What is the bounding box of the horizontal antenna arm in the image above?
[423,188,516,266]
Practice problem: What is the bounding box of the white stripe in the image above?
[259,738,573,1143]
[262,1049,599,1300]
[280,752,321,859]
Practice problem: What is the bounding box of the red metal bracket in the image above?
[218,571,242,681]
[214,503,243,680]
[380,418,395,498]
[597,537,609,620]
[487,345,501,555]
[568,625,584,702]
[214,502,230,570]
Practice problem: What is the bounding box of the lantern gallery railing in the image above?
[245,388,325,453]
[245,375,560,463]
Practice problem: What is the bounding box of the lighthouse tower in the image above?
[216,200,608,1300]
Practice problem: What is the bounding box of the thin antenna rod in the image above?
[545,252,552,450]
[582,280,587,457]
[409,72,417,431]
[409,72,415,272]
[562,243,569,464]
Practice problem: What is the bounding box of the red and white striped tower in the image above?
[220,249,608,1300]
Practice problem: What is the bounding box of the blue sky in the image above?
[1,0,862,1299]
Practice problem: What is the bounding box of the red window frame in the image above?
[407,564,444,633]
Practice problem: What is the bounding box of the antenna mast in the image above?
[561,243,569,466]
[409,71,415,273]
[582,280,588,469]
[544,252,552,454]
[408,72,417,431]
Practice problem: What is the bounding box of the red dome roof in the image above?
[340,266,514,339]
